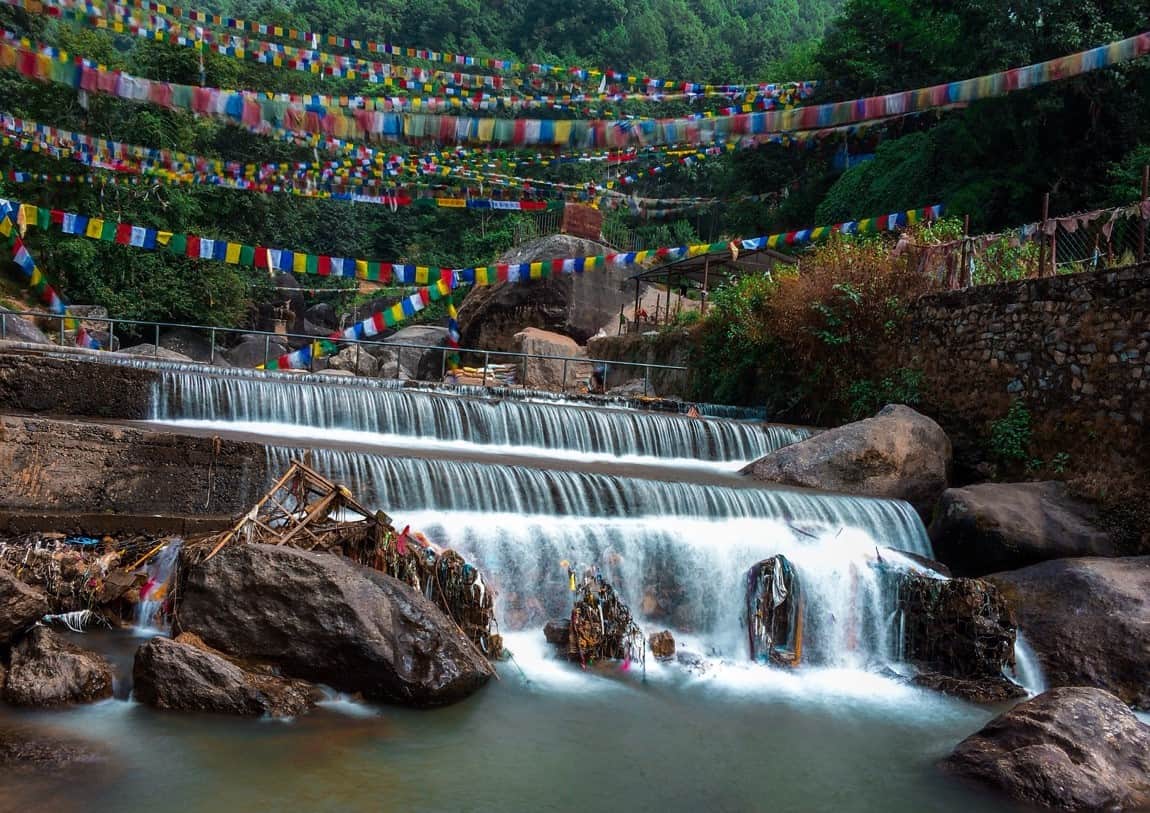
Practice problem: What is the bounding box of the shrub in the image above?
[988,400,1032,463]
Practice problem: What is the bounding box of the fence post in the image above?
[960,214,972,288]
[482,351,489,388]
[355,342,362,377]
[263,335,270,368]
[1139,164,1148,265]
[643,365,650,398]
[107,320,115,352]
[1038,192,1050,277]
[561,358,568,394]
[208,327,215,365]
[1,312,6,339]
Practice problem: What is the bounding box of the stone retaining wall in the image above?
[0,350,156,420]
[898,264,1150,472]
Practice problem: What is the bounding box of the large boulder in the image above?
[226,337,288,368]
[116,344,195,363]
[742,404,951,519]
[0,308,51,344]
[3,627,114,707]
[324,345,379,377]
[931,482,1117,576]
[940,687,1150,810]
[514,327,588,391]
[378,325,450,381]
[457,234,635,350]
[987,556,1150,707]
[159,326,218,363]
[0,568,49,644]
[133,634,317,717]
[176,544,495,707]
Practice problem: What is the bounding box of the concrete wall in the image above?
[898,264,1150,473]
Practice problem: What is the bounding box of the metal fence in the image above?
[0,309,687,397]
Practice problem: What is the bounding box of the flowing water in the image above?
[1,363,1032,811]
[133,538,182,634]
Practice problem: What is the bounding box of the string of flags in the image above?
[2,28,1146,147]
[6,0,818,112]
[0,200,98,347]
[24,0,818,94]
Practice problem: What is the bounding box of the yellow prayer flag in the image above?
[415,266,430,284]
[156,231,172,246]
[85,218,104,239]
[476,267,490,286]
[530,262,543,279]
[225,242,242,264]
[355,259,368,278]
[293,253,307,274]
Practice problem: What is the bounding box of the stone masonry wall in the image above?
[897,264,1150,474]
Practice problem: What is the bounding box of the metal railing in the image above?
[0,309,688,398]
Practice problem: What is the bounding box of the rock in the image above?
[0,727,106,769]
[514,328,587,391]
[607,378,655,398]
[305,302,338,331]
[177,544,495,707]
[3,627,114,706]
[649,630,675,661]
[324,345,379,377]
[895,573,1018,694]
[159,326,218,363]
[742,404,951,519]
[318,369,355,377]
[912,672,1026,704]
[226,337,288,368]
[133,634,317,717]
[457,234,634,350]
[116,344,196,363]
[0,308,51,344]
[543,619,571,646]
[930,482,1117,576]
[987,557,1150,707]
[380,325,450,381]
[0,567,49,644]
[939,687,1150,810]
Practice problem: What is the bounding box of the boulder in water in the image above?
[543,618,571,646]
[894,571,1023,702]
[3,627,113,706]
[0,567,49,644]
[939,687,1150,810]
[741,404,951,519]
[649,630,675,661]
[176,544,495,707]
[987,556,1150,707]
[133,633,318,717]
[930,482,1117,576]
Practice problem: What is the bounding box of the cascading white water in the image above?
[268,446,932,668]
[1009,633,1047,695]
[134,538,182,633]
[149,368,808,464]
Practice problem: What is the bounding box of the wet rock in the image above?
[939,687,1150,810]
[0,567,49,644]
[912,672,1025,704]
[0,727,106,769]
[649,630,675,661]
[896,574,1017,687]
[987,556,1150,707]
[133,634,317,717]
[513,328,588,391]
[305,302,338,331]
[742,405,951,519]
[675,650,708,674]
[607,378,655,399]
[543,618,571,646]
[116,343,196,362]
[0,308,51,344]
[930,482,1117,576]
[3,627,114,706]
[177,544,495,707]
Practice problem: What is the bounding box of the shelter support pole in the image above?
[633,278,641,332]
[1139,165,1148,265]
[1038,193,1050,277]
[701,258,710,316]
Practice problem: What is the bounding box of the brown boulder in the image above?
[133,634,317,717]
[987,556,1150,707]
[940,687,1150,810]
[0,567,49,644]
[930,482,1117,576]
[742,404,951,519]
[3,627,114,707]
[514,328,588,391]
[176,544,495,707]
[649,631,675,661]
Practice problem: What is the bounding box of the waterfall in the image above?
[134,538,182,633]
[149,368,808,464]
[1009,633,1047,696]
[270,446,932,667]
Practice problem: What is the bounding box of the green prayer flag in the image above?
[239,245,255,266]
